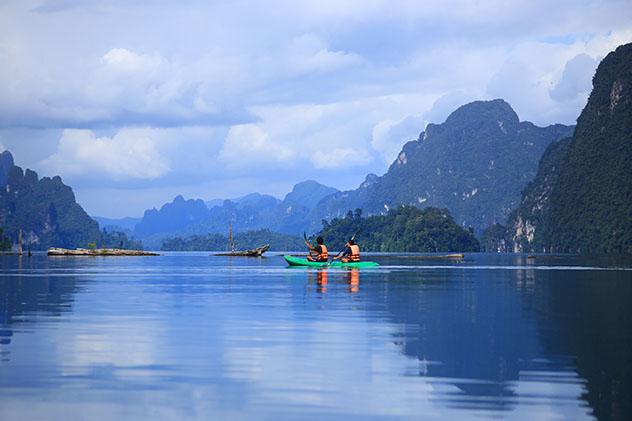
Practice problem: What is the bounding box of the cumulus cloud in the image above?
[217,94,435,175]
[85,48,255,127]
[1,0,631,216]
[371,115,425,163]
[0,43,254,128]
[549,53,599,102]
[287,33,364,73]
[42,128,171,180]
[311,148,372,169]
[1,1,630,132]
[485,41,586,125]
[422,91,478,125]
[370,91,484,163]
[218,124,295,170]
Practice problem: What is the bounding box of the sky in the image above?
[0,0,631,218]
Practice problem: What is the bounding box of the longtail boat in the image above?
[213,224,270,256]
[215,244,270,257]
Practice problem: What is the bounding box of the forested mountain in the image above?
[0,151,102,249]
[505,42,632,253]
[110,100,574,241]
[493,137,573,252]
[317,206,480,252]
[312,100,574,234]
[0,150,141,250]
[546,43,632,253]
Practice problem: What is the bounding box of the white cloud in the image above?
[549,53,599,102]
[422,91,479,125]
[371,114,424,163]
[1,0,631,215]
[87,48,194,121]
[218,124,295,170]
[1,1,630,131]
[101,48,164,72]
[42,128,171,180]
[218,94,435,174]
[484,35,632,125]
[312,148,372,169]
[288,33,364,73]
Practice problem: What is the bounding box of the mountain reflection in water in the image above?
[0,253,630,420]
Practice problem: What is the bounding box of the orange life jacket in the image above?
[349,244,360,262]
[317,244,328,260]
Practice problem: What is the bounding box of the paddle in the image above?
[304,232,317,258]
[330,229,360,263]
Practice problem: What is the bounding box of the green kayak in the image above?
[283,255,379,268]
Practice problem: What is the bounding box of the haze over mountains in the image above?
[106,98,574,246]
[116,180,338,248]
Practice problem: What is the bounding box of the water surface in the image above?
[1,253,631,420]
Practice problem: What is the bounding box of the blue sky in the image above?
[0,0,631,217]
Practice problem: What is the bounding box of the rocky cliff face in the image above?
[545,43,632,253]
[313,99,574,233]
[0,151,102,249]
[0,151,15,187]
[497,42,632,254]
[507,137,572,252]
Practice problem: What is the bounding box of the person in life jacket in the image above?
[306,236,329,262]
[336,239,360,263]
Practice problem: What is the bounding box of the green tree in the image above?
[317,205,480,252]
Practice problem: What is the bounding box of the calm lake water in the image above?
[1,252,631,420]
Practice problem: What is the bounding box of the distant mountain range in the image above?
[502,42,632,253]
[90,43,632,255]
[134,195,210,238]
[123,180,338,249]
[194,180,338,235]
[92,216,141,232]
[106,99,575,247]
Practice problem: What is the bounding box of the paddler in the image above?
[334,238,361,263]
[305,236,329,262]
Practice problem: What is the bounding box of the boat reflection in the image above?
[306,268,360,294]
[317,269,328,293]
[347,269,359,293]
